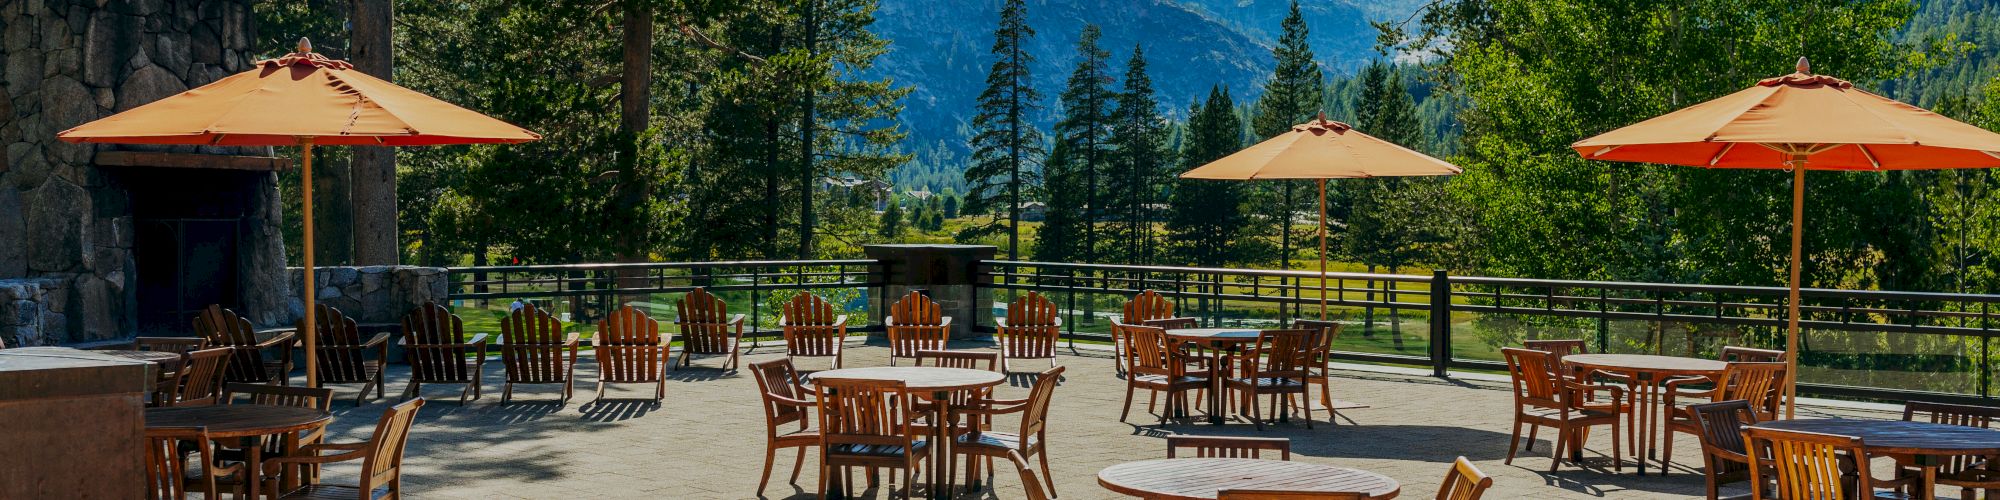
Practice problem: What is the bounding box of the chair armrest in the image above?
[727,314,746,328]
[1051,317,1062,327]
[1564,380,1625,404]
[995,318,1011,328]
[956,404,1028,416]
[360,332,390,349]
[939,316,953,327]
[563,332,582,347]
[256,331,298,350]
[260,446,369,470]
[768,394,816,408]
[832,316,849,328]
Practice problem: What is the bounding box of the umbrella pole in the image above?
[1784,159,1805,419]
[1319,179,1329,320]
[301,138,318,388]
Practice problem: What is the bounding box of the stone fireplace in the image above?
[1,0,291,345]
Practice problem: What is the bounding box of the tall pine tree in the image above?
[1105,46,1171,265]
[960,0,1044,259]
[1250,0,1325,271]
[1166,87,1250,267]
[1052,24,1115,264]
[1347,61,1437,273]
[1034,139,1087,261]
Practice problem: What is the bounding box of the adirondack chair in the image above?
[780,293,849,372]
[676,288,745,371]
[500,303,580,404]
[885,291,951,366]
[997,292,1062,373]
[595,305,670,401]
[1113,290,1198,375]
[399,302,489,404]
[195,304,295,386]
[310,304,389,405]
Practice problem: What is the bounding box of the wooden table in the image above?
[1754,419,2000,500]
[1562,353,1727,475]
[1165,328,1263,425]
[146,404,333,499]
[1098,458,1400,499]
[808,366,1006,499]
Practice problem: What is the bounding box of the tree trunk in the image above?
[349,0,397,265]
[614,0,653,290]
[796,0,819,260]
[312,155,353,265]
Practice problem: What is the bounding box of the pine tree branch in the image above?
[673,16,768,65]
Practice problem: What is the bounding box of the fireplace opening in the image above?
[119,166,264,335]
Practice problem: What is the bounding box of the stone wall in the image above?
[289,266,450,326]
[0,279,64,347]
[0,1,284,344]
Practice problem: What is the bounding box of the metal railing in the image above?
[445,260,884,341]
[982,260,1999,405]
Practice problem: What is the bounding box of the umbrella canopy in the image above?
[1181,115,1462,318]
[58,39,538,388]
[1573,57,2000,419]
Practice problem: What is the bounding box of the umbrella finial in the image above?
[298,37,313,54]
[1795,56,1810,75]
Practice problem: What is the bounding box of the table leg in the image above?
[931,389,950,500]
[1208,347,1228,425]
[1634,373,1662,476]
[246,439,263,499]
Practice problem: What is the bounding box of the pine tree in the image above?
[943,193,960,219]
[1105,46,1171,265]
[1053,25,1116,263]
[1035,140,1087,262]
[879,196,904,238]
[1347,62,1436,273]
[960,0,1044,259]
[1166,87,1250,267]
[1250,0,1325,272]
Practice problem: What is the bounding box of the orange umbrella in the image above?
[1574,57,2000,418]
[1182,115,1462,318]
[58,39,539,387]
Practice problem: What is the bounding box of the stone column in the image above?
[0,350,148,497]
[862,244,996,340]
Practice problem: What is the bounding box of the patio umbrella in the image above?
[1573,57,2000,418]
[1181,114,1462,319]
[58,39,540,387]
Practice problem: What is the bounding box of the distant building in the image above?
[1018,201,1047,221]
[822,177,893,210]
[905,189,935,201]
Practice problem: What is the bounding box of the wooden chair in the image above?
[1166,436,1291,460]
[309,304,389,406]
[134,336,208,406]
[955,366,1064,498]
[1290,319,1344,416]
[1005,450,1052,500]
[217,383,335,494]
[499,303,580,404]
[1900,401,2000,499]
[258,398,426,500]
[1687,400,1763,500]
[145,426,236,500]
[1115,290,1198,375]
[781,293,849,372]
[1118,324,1213,425]
[1720,346,1786,362]
[1217,491,1364,500]
[915,349,1000,371]
[885,291,951,366]
[195,304,295,386]
[1744,426,1881,500]
[1664,362,1788,467]
[1501,347,1623,472]
[172,347,234,407]
[997,292,1061,373]
[400,302,489,404]
[749,358,819,496]
[1436,456,1495,500]
[814,377,928,499]
[1227,329,1317,430]
[675,287,745,371]
[594,305,670,401]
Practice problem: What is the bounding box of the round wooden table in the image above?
[1754,419,2000,500]
[146,404,334,499]
[1562,354,1727,475]
[1098,458,1400,499]
[809,366,1006,499]
[1166,329,1263,425]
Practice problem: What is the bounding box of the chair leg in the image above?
[1549,426,1569,472]
[1037,447,1056,498]
[502,381,513,404]
[459,382,474,405]
[1249,391,1266,431]
[1612,421,1623,473]
[1506,418,1523,465]
[1526,423,1540,452]
[758,444,777,495]
[790,447,807,484]
[1301,392,1314,429]
[402,381,419,401]
[596,379,607,401]
[1119,383,1136,423]
[816,460,830,499]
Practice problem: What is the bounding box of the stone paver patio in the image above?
[298,340,1902,499]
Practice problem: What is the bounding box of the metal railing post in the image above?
[1431,269,1451,377]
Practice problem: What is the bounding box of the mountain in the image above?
[868,0,1425,191]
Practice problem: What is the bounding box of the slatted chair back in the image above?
[1217,491,1363,500]
[134,337,208,353]
[1166,436,1292,460]
[1014,366,1064,442]
[1687,400,1758,475]
[1715,362,1788,419]
[1123,325,1180,378]
[814,378,917,455]
[176,347,234,406]
[501,303,573,384]
[1245,330,1316,381]
[1721,345,1787,362]
[195,305,278,384]
[1292,319,1342,353]
[781,293,847,361]
[1903,401,2000,478]
[402,302,477,383]
[1435,456,1494,500]
[1744,427,1873,500]
[886,291,950,363]
[357,398,426,493]
[1007,450,1052,500]
[1523,339,1589,362]
[312,304,373,384]
[998,292,1061,367]
[225,383,334,411]
[750,358,811,428]
[145,426,218,500]
[915,349,1000,371]
[1501,348,1563,409]
[596,305,668,384]
[1123,290,1178,322]
[677,288,739,356]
